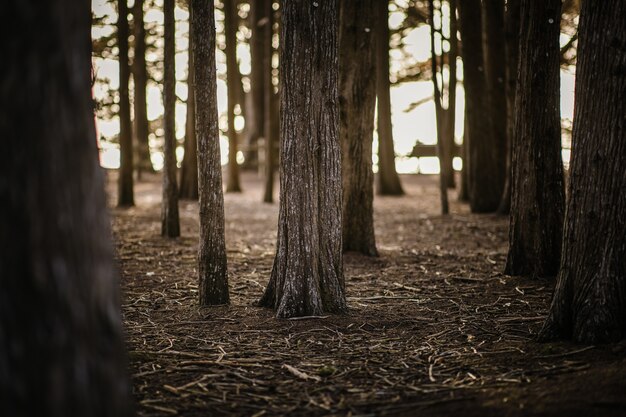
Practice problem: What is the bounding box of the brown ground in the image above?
[109,171,626,417]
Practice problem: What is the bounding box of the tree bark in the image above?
[340,0,378,255]
[224,0,242,192]
[259,0,346,318]
[375,0,404,196]
[262,0,276,203]
[118,0,134,206]
[0,1,133,414]
[179,36,199,200]
[540,0,626,343]
[458,112,470,201]
[161,0,180,237]
[192,0,230,305]
[505,0,565,278]
[444,0,458,190]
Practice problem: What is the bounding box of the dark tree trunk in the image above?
[118,0,134,206]
[161,0,180,237]
[497,0,521,214]
[504,0,565,278]
[259,0,347,318]
[191,0,230,305]
[339,0,378,255]
[540,0,626,344]
[375,0,404,196]
[179,37,199,200]
[132,0,154,178]
[225,0,242,192]
[262,0,276,203]
[458,113,470,201]
[458,0,501,212]
[444,0,458,190]
[0,1,133,414]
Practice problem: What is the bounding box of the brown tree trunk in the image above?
[375,0,404,196]
[179,36,199,200]
[497,0,521,214]
[161,0,180,237]
[340,0,378,255]
[132,0,154,178]
[224,0,242,192]
[0,1,133,414]
[504,0,565,278]
[259,0,346,318]
[445,0,458,190]
[458,112,470,201]
[118,0,134,206]
[458,0,500,212]
[262,0,276,203]
[540,0,626,343]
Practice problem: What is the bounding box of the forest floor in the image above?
[108,171,626,417]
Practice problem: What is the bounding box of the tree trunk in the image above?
[375,0,404,196]
[225,0,242,192]
[504,0,565,278]
[445,0,458,190]
[540,0,626,344]
[340,0,378,255]
[132,0,154,178]
[179,36,199,200]
[458,112,470,201]
[0,1,133,414]
[259,0,347,318]
[118,0,134,206]
[161,0,180,237]
[262,0,276,203]
[458,0,501,212]
[191,0,230,305]
[497,0,521,214]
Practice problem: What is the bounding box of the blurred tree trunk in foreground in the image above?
[118,0,135,206]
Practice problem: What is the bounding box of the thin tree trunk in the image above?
[118,0,134,206]
[262,0,276,203]
[1,1,133,413]
[161,0,180,237]
[340,0,378,255]
[259,0,346,318]
[375,0,404,196]
[179,35,199,200]
[505,0,565,278]
[224,0,242,192]
[540,0,626,344]
[445,0,458,189]
[458,112,470,201]
[191,0,230,305]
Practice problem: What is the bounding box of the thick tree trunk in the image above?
[0,1,133,414]
[225,0,242,192]
[339,0,378,255]
[458,0,501,212]
[540,0,626,344]
[118,0,134,206]
[259,0,347,318]
[504,0,565,278]
[191,0,230,305]
[179,38,199,200]
[497,0,521,215]
[262,0,276,203]
[161,0,180,237]
[375,0,404,196]
[132,0,154,178]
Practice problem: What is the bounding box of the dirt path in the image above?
[109,172,626,417]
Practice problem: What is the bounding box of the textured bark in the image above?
[179,37,199,200]
[132,0,154,177]
[375,0,404,196]
[458,0,500,212]
[262,0,276,203]
[161,0,180,237]
[540,0,626,343]
[192,0,229,305]
[118,0,134,206]
[497,0,521,215]
[0,1,133,414]
[259,0,347,318]
[225,0,242,192]
[505,0,565,278]
[339,0,378,255]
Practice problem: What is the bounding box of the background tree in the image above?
[118,0,135,206]
[540,0,626,343]
[259,0,346,318]
[224,0,242,192]
[375,0,404,196]
[192,0,230,305]
[339,0,378,255]
[161,0,180,237]
[0,0,133,414]
[179,35,199,200]
[262,0,276,203]
[505,0,565,278]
